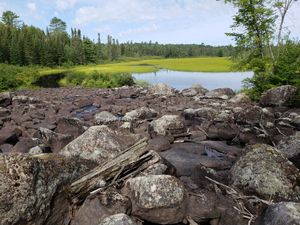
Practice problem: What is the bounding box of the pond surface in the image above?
[133,70,253,91]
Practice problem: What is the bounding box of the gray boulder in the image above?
[181,85,208,97]
[0,92,12,107]
[60,125,139,163]
[0,154,90,225]
[205,88,235,100]
[257,202,300,225]
[229,93,251,104]
[123,107,157,121]
[231,144,300,201]
[149,115,185,136]
[122,175,187,224]
[149,83,176,96]
[94,111,118,125]
[99,214,140,225]
[183,107,218,121]
[260,85,297,106]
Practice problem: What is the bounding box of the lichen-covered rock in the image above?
[55,117,85,139]
[149,115,185,136]
[260,85,297,107]
[122,175,187,224]
[231,144,300,201]
[205,88,235,100]
[94,111,118,125]
[0,107,10,117]
[181,85,208,97]
[228,93,251,104]
[234,105,274,125]
[60,125,139,163]
[99,214,140,225]
[0,154,90,225]
[277,132,300,168]
[0,92,12,107]
[257,202,300,225]
[183,107,218,121]
[149,83,176,96]
[123,107,157,121]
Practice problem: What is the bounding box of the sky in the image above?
[0,0,300,45]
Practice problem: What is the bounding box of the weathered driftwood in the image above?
[67,137,161,202]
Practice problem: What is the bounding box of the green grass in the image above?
[40,57,234,76]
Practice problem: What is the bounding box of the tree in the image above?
[1,11,21,27]
[49,17,67,33]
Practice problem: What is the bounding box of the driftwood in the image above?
[67,137,161,203]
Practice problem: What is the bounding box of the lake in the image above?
[133,70,253,91]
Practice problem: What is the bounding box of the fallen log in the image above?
[67,137,161,203]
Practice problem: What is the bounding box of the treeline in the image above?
[0,11,234,67]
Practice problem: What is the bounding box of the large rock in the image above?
[122,175,187,224]
[94,111,118,125]
[183,107,218,121]
[0,92,12,107]
[228,93,251,104]
[60,125,138,163]
[181,85,208,97]
[0,154,90,225]
[55,117,85,139]
[234,105,274,125]
[205,88,235,100]
[277,132,300,167]
[123,107,157,121]
[149,115,185,136]
[231,144,300,201]
[257,202,300,225]
[260,85,297,106]
[99,214,140,225]
[149,83,176,96]
[71,188,130,225]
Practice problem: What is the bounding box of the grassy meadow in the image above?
[40,57,234,76]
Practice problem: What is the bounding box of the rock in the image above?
[260,85,297,106]
[60,125,138,163]
[0,92,12,107]
[257,202,300,225]
[29,146,44,155]
[12,95,29,103]
[99,214,140,225]
[205,88,235,100]
[235,105,274,125]
[277,132,300,167]
[0,143,13,153]
[292,116,300,128]
[34,128,73,153]
[183,107,218,121]
[122,175,187,224]
[149,115,185,136]
[94,111,118,125]
[148,136,172,152]
[10,138,36,153]
[231,144,300,201]
[55,117,85,139]
[123,107,157,121]
[0,154,91,225]
[149,83,176,96]
[0,125,22,145]
[181,85,208,97]
[0,107,10,117]
[228,93,251,104]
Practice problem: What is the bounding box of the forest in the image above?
[0,11,234,67]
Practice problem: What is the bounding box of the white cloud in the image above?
[27,2,37,12]
[119,24,158,37]
[56,0,77,11]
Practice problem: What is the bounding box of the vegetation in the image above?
[225,0,300,101]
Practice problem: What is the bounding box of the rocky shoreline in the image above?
[0,84,299,225]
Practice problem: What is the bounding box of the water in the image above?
[133,70,253,91]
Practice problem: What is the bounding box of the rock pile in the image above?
[0,84,299,225]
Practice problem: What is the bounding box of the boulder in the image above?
[122,175,187,224]
[99,214,140,225]
[149,83,176,96]
[292,116,300,128]
[0,92,12,107]
[257,202,300,225]
[0,125,22,145]
[10,138,36,153]
[0,107,10,117]
[0,154,90,225]
[181,85,208,97]
[260,85,297,107]
[60,125,138,163]
[183,107,218,121]
[234,105,274,125]
[277,132,300,167]
[205,88,235,100]
[231,144,300,201]
[228,93,251,104]
[34,128,73,153]
[55,117,85,139]
[149,115,185,136]
[94,111,118,125]
[123,107,157,121]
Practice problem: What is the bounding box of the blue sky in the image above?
[1,0,300,45]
